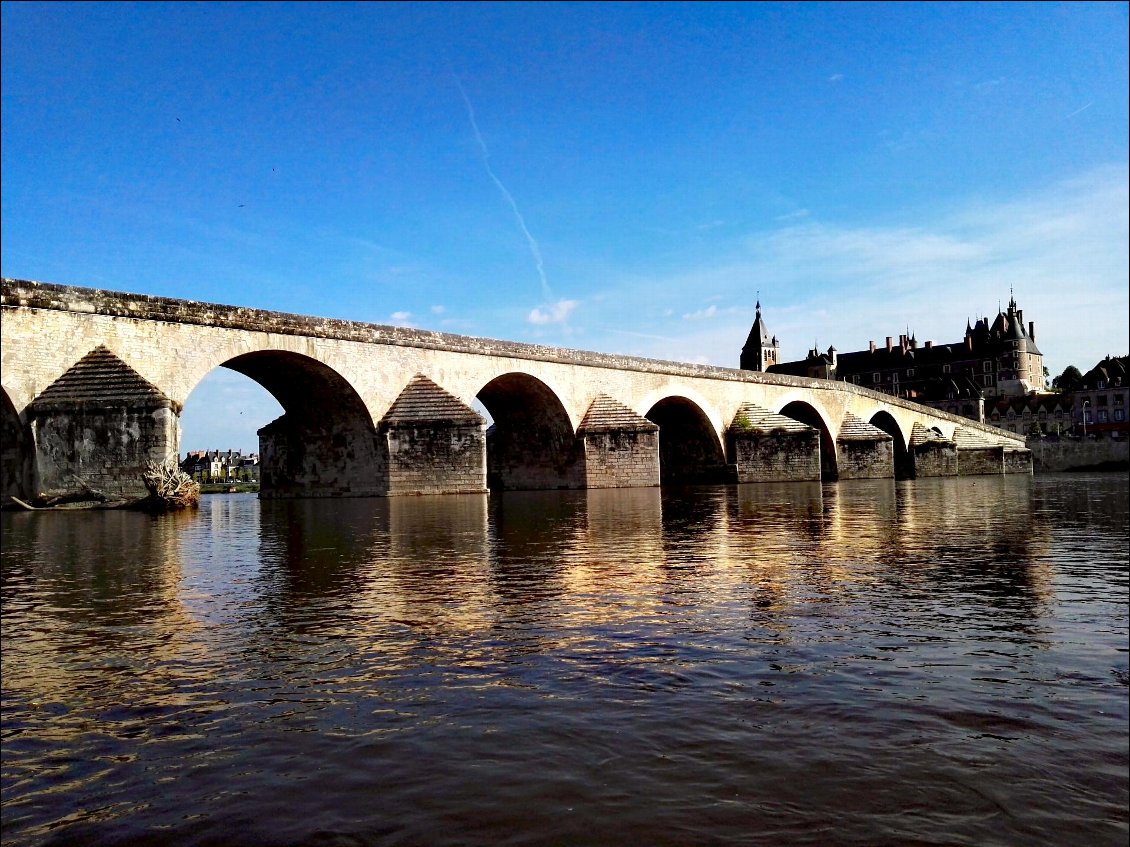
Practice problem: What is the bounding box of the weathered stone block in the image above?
[386,423,487,495]
[837,439,895,479]
[727,429,821,483]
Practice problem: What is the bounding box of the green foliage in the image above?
[1052,365,1083,393]
[730,411,754,432]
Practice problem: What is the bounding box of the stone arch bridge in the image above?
[1,279,1030,502]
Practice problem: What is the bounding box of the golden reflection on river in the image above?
[1,474,1124,847]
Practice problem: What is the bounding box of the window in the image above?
[1097,380,1106,389]
[873,373,880,383]
[942,364,951,374]
[983,375,994,387]
[1115,409,1126,422]
[906,368,915,377]
[892,372,899,384]
[1098,396,1108,407]
[1114,395,1124,405]
[983,361,992,373]
[1097,410,1109,423]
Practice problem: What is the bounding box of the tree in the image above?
[1052,365,1082,393]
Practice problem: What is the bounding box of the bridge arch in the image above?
[869,410,911,479]
[477,373,583,491]
[2,386,35,503]
[645,396,727,484]
[192,351,385,498]
[777,400,838,480]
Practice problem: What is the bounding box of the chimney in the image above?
[869,340,876,353]
[886,336,893,352]
[925,340,933,350]
[1029,321,1035,342]
[1017,309,1024,325]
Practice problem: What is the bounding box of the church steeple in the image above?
[740,299,780,372]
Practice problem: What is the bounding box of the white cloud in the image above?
[528,299,578,325]
[431,305,446,314]
[389,311,413,326]
[566,166,1129,376]
[682,304,740,320]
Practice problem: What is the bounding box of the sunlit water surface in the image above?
[2,475,1127,847]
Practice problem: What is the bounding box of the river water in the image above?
[1,474,1127,847]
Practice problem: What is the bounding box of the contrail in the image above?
[453,75,552,301]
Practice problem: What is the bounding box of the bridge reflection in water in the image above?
[3,475,1124,846]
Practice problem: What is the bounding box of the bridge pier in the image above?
[725,403,821,483]
[24,346,180,501]
[835,414,895,480]
[908,423,959,477]
[380,375,488,496]
[577,395,660,488]
[953,428,1032,476]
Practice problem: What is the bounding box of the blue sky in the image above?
[3,1,1127,454]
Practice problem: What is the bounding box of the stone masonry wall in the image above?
[1027,437,1128,472]
[386,423,487,495]
[837,440,895,480]
[258,414,387,499]
[1003,450,1034,475]
[911,443,958,478]
[31,403,178,498]
[582,430,660,489]
[727,430,821,483]
[957,447,1004,476]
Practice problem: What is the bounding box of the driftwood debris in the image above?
[141,463,200,511]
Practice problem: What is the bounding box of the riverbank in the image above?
[199,483,260,495]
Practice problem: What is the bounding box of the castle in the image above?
[742,295,1044,422]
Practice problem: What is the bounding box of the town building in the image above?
[1071,355,1128,438]
[181,449,260,482]
[745,295,1044,423]
[989,393,1074,437]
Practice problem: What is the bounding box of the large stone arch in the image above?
[645,396,727,484]
[869,410,911,479]
[2,386,35,504]
[197,351,385,499]
[477,373,583,491]
[777,400,838,480]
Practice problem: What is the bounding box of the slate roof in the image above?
[728,402,814,434]
[380,374,483,425]
[577,394,657,433]
[29,345,173,409]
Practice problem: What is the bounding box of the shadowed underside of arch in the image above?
[645,396,727,485]
[478,373,583,491]
[869,411,911,479]
[223,351,385,498]
[778,401,837,480]
[2,388,34,502]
